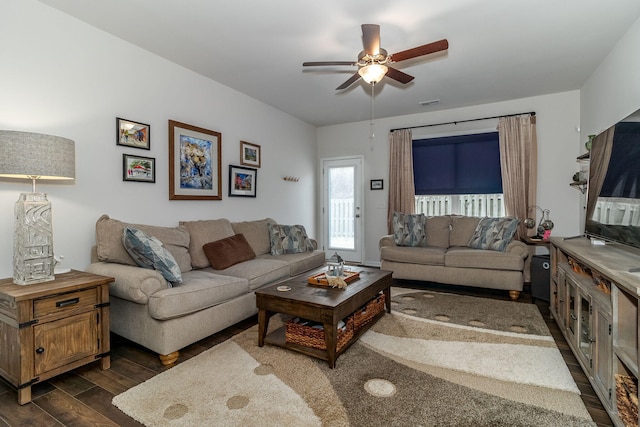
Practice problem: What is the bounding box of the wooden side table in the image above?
[0,270,113,404]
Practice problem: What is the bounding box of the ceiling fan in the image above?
[303,24,449,90]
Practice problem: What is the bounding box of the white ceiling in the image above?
[38,0,640,127]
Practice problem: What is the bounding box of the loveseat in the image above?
[86,215,325,365]
[379,214,529,300]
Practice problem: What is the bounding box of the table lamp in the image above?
[0,130,75,285]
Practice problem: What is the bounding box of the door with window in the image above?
[321,157,363,263]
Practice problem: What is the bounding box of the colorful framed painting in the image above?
[117,117,150,150]
[240,140,261,168]
[169,120,222,200]
[229,165,257,197]
[123,154,155,183]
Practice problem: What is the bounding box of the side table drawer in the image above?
[33,288,98,318]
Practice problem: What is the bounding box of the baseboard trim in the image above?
[362,260,381,268]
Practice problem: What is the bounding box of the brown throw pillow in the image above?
[202,233,256,270]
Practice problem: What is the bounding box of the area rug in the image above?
[112,288,595,426]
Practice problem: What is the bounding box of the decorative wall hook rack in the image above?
[283,176,300,182]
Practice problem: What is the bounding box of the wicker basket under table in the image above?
[286,316,355,352]
[352,293,386,329]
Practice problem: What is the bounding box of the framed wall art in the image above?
[169,120,222,200]
[117,117,150,150]
[370,179,384,190]
[229,165,257,197]
[240,140,261,168]
[123,154,155,183]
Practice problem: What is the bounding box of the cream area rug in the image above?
[112,288,595,426]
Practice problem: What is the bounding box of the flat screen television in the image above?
[585,111,640,249]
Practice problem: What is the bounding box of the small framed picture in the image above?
[240,141,261,168]
[229,165,257,197]
[117,117,150,150]
[123,154,155,183]
[169,120,222,200]
[370,179,384,190]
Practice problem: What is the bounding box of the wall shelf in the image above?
[570,181,587,194]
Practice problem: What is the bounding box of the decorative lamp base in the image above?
[13,193,55,285]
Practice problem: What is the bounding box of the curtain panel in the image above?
[497,114,537,239]
[387,129,415,233]
[586,126,615,221]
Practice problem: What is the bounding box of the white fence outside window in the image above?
[329,198,354,248]
[415,194,505,217]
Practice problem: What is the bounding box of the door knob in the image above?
[35,347,45,354]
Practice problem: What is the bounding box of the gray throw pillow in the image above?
[268,224,315,255]
[122,227,183,284]
[392,211,426,247]
[468,217,520,252]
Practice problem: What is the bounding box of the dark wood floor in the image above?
[0,283,613,427]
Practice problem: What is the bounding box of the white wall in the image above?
[581,14,640,137]
[0,1,317,278]
[318,91,582,266]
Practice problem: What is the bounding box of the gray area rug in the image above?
[113,288,595,426]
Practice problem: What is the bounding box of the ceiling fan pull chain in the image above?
[370,82,376,139]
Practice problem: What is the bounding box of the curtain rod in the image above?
[390,111,536,132]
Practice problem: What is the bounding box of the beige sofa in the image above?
[379,215,528,300]
[87,215,324,365]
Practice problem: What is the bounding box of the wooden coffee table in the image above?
[255,266,392,368]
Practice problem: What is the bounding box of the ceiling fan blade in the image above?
[361,24,380,55]
[391,39,449,62]
[385,66,414,84]
[303,61,355,66]
[336,72,361,90]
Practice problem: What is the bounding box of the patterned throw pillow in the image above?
[392,211,426,247]
[468,217,520,252]
[268,224,315,255]
[122,227,183,284]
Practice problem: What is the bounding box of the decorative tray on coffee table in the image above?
[307,270,360,286]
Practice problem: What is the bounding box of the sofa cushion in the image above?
[203,233,256,270]
[95,214,192,272]
[180,219,235,268]
[425,216,452,248]
[450,216,481,247]
[122,227,183,284]
[147,270,249,320]
[380,245,446,266]
[209,258,290,290]
[392,212,426,247]
[445,247,525,271]
[268,223,315,255]
[468,217,520,252]
[258,250,326,276]
[231,218,275,256]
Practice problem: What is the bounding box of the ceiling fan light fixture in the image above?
[358,64,388,84]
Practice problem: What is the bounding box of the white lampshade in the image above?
[0,130,76,285]
[358,64,388,84]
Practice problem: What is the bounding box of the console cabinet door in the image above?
[556,268,567,328]
[567,277,579,346]
[577,291,592,370]
[592,301,613,409]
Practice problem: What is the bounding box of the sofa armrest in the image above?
[86,262,169,304]
[379,235,396,249]
[505,240,529,259]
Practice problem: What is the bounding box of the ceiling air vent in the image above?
[418,99,440,107]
